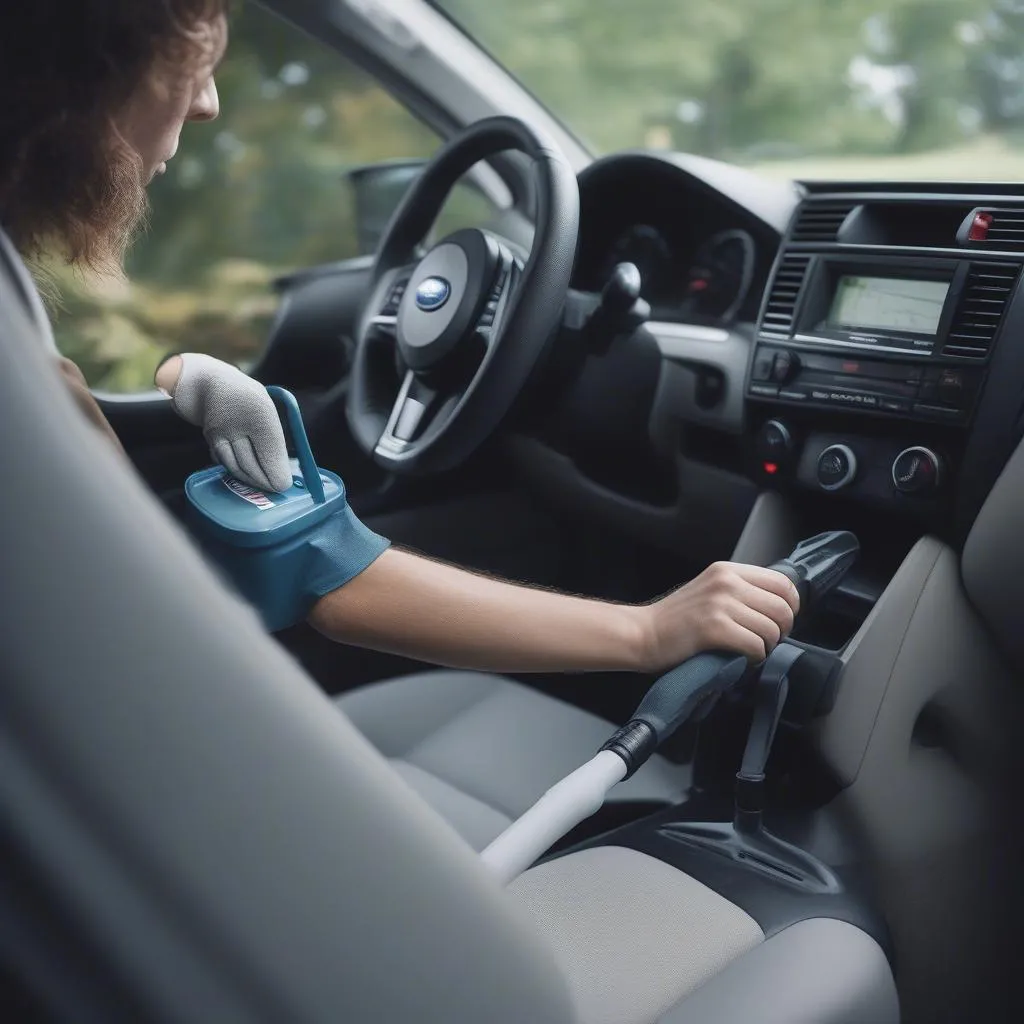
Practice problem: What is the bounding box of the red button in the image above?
[968,212,993,242]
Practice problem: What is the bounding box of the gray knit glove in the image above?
[167,353,293,493]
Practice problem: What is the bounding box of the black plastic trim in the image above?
[599,721,657,779]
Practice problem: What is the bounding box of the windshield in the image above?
[436,0,1024,182]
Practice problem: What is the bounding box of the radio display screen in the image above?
[827,275,950,335]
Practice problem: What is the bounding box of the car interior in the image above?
[4,1,1024,1022]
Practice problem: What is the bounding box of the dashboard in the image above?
[518,154,1024,564]
[572,153,780,325]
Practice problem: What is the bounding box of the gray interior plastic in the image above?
[725,441,1024,1019]
[962,436,1024,673]
[0,229,574,1023]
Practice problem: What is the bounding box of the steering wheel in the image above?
[346,116,579,475]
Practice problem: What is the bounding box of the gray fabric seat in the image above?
[1,226,899,1024]
[508,846,899,1024]
[337,670,690,850]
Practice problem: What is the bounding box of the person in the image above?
[0,0,799,680]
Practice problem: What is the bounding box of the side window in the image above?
[54,5,497,393]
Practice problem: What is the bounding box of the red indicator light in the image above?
[689,278,709,292]
[968,211,993,242]
[763,462,779,475]
[842,361,860,373]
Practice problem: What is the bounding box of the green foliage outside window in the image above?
[60,0,1024,392]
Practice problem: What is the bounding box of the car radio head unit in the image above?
[793,254,962,356]
[826,274,949,339]
[750,248,1022,424]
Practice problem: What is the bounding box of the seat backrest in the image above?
[962,436,1024,674]
[0,229,573,1024]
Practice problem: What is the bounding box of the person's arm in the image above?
[155,353,799,672]
[308,548,799,675]
[55,357,127,455]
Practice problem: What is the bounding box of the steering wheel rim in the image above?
[346,116,579,475]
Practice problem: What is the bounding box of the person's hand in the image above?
[155,353,292,493]
[633,562,800,673]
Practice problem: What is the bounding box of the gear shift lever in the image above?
[659,531,861,892]
[480,531,860,885]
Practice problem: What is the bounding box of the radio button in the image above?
[880,398,910,414]
[771,351,800,384]
[779,388,809,402]
[937,370,967,405]
[752,350,777,381]
[750,383,780,398]
[914,403,962,420]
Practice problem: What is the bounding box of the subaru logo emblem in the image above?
[414,276,451,312]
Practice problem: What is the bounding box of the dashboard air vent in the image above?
[761,254,811,336]
[959,207,1024,250]
[790,202,856,243]
[943,262,1021,359]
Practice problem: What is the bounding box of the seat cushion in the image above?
[508,847,899,1024]
[336,670,691,850]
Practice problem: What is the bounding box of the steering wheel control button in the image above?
[892,447,942,495]
[479,266,510,327]
[816,444,858,491]
[756,419,795,467]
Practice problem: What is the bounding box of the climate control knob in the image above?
[756,419,795,466]
[892,446,942,495]
[817,444,858,491]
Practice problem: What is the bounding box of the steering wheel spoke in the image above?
[368,264,419,337]
[376,371,440,457]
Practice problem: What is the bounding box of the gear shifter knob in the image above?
[602,261,642,313]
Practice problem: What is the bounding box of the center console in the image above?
[747,190,1024,514]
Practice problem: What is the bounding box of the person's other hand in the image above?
[634,562,800,673]
[155,353,292,493]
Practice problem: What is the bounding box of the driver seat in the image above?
[336,670,691,850]
[0,227,899,1023]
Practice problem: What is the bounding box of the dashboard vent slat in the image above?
[760,254,811,336]
[961,208,1024,250]
[790,202,856,243]
[942,262,1021,359]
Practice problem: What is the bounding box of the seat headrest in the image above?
[0,226,572,1023]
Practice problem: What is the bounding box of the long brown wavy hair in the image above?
[0,0,229,277]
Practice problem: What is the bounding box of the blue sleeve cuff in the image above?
[195,498,390,633]
[301,502,391,605]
